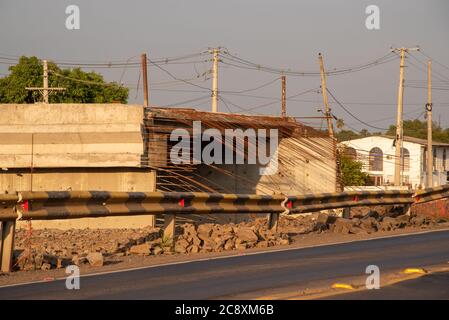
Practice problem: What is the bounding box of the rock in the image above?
[256,241,269,248]
[332,218,354,234]
[235,227,258,243]
[312,221,328,233]
[380,217,398,231]
[182,223,196,237]
[350,227,368,235]
[189,245,200,254]
[129,243,152,255]
[152,246,163,255]
[41,263,51,271]
[197,224,214,238]
[43,254,59,267]
[86,252,103,267]
[224,239,235,251]
[396,214,410,223]
[201,238,215,252]
[366,210,380,220]
[316,213,331,225]
[175,238,190,253]
[235,242,248,250]
[279,238,290,245]
[360,217,378,232]
[34,254,44,269]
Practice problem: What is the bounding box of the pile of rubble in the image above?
[287,208,448,235]
[12,219,290,271]
[11,207,448,272]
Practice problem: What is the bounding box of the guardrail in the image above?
[414,185,449,204]
[1,185,448,272]
[287,190,414,214]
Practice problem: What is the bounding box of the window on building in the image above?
[369,147,383,171]
[344,147,357,160]
[401,148,410,171]
[433,148,437,171]
[443,149,447,171]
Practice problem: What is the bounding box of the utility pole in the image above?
[211,48,219,112]
[392,47,419,186]
[281,75,286,117]
[26,59,65,102]
[318,53,334,138]
[141,53,149,107]
[426,60,433,187]
[43,60,49,103]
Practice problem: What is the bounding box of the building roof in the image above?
[340,135,449,147]
[146,106,328,137]
[380,135,449,147]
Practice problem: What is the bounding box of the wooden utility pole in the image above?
[43,60,49,103]
[392,47,419,186]
[426,60,433,187]
[141,53,149,107]
[318,53,334,138]
[281,75,286,117]
[26,59,65,102]
[211,48,219,112]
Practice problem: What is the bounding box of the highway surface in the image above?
[0,229,448,299]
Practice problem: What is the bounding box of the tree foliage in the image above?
[0,56,128,103]
[339,155,369,186]
[387,119,449,144]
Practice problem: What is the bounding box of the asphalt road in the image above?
[329,271,449,300]
[1,229,448,299]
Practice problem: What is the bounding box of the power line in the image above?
[163,95,211,107]
[218,50,398,77]
[326,88,388,131]
[221,77,280,94]
[147,58,212,92]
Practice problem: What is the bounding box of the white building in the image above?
[340,135,449,189]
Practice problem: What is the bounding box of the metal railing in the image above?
[1,185,448,272]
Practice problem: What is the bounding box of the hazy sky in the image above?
[1,0,449,130]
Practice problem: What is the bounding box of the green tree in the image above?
[340,155,369,186]
[0,56,128,103]
[387,119,449,143]
[335,129,360,142]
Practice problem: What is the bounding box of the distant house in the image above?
[340,135,449,189]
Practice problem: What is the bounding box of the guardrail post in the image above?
[267,213,279,232]
[0,220,16,273]
[342,207,351,219]
[149,215,156,228]
[404,204,411,216]
[163,214,176,249]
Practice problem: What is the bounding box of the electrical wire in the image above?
[326,88,388,131]
[218,50,397,77]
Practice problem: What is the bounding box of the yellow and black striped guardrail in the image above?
[1,185,448,272]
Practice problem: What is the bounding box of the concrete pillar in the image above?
[267,213,279,232]
[342,207,351,219]
[148,170,157,228]
[1,220,16,273]
[163,214,176,248]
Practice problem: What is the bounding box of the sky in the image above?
[1,0,449,131]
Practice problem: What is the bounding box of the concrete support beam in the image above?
[163,214,176,249]
[1,220,16,273]
[267,213,279,233]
